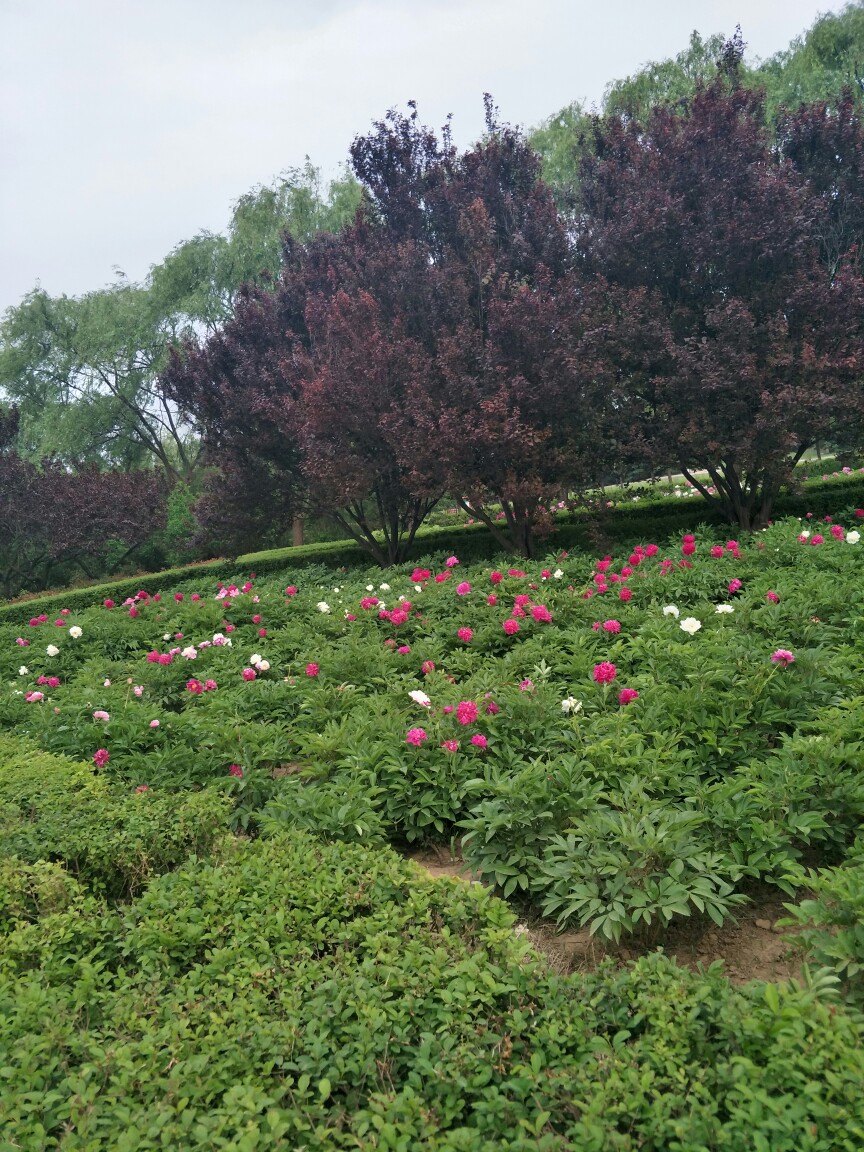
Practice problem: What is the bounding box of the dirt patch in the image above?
[405,848,803,986]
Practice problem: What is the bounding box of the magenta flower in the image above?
[186,679,203,695]
[228,764,244,777]
[241,668,257,681]
[490,571,503,584]
[519,679,534,692]
[103,599,114,609]
[619,587,633,602]
[485,699,500,715]
[306,663,319,677]
[593,661,617,685]
[456,701,478,725]
[811,534,824,545]
[441,740,459,752]
[405,727,428,746]
[457,627,473,642]
[532,604,553,622]
[728,579,743,594]
[445,556,459,568]
[174,592,184,602]
[93,748,110,768]
[618,688,639,705]
[487,593,498,606]
[503,618,520,635]
[603,620,621,633]
[766,591,780,603]
[421,660,436,675]
[456,581,471,596]
[710,545,724,558]
[204,679,217,692]
[471,734,488,749]
[771,649,795,667]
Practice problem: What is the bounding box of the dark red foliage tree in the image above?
[0,445,167,598]
[578,53,864,529]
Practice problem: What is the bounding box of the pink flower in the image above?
[228,764,244,777]
[618,688,639,705]
[445,556,459,567]
[186,679,203,694]
[831,524,845,539]
[531,604,553,623]
[54,619,65,627]
[618,587,632,603]
[681,542,695,556]
[158,653,173,665]
[766,591,780,603]
[389,609,409,626]
[435,572,450,583]
[252,614,262,624]
[456,581,471,595]
[710,545,724,558]
[241,668,257,681]
[135,784,150,792]
[490,571,503,584]
[485,699,500,715]
[519,679,534,692]
[258,628,267,637]
[285,586,298,596]
[593,661,617,684]
[93,710,110,722]
[360,597,379,609]
[93,748,110,768]
[441,739,459,752]
[456,700,478,725]
[46,676,60,688]
[103,599,114,609]
[471,734,488,749]
[514,594,532,608]
[457,627,473,642]
[395,645,410,655]
[174,592,184,602]
[508,568,525,577]
[15,638,29,646]
[487,593,498,606]
[305,663,319,677]
[405,727,428,746]
[25,691,44,702]
[149,719,160,728]
[728,579,742,594]
[502,618,520,635]
[603,620,621,633]
[204,679,217,691]
[644,544,658,557]
[811,534,824,545]
[771,649,795,667]
[129,606,138,618]
[191,593,201,601]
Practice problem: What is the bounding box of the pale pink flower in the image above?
[771,649,795,667]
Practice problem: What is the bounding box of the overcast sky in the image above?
[0,0,851,312]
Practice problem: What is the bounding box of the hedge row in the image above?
[3,473,863,624]
[2,829,863,1149]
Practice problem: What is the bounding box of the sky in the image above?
[0,0,852,312]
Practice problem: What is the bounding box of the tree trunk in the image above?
[292,516,304,547]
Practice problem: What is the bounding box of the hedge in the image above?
[3,472,863,624]
[1,831,863,1149]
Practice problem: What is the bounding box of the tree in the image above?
[578,54,864,529]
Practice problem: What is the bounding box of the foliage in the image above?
[2,832,863,1149]
[0,735,229,897]
[578,54,864,529]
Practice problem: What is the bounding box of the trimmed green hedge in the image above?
[3,473,863,623]
[1,831,863,1149]
[0,736,229,897]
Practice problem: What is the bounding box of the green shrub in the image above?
[1,833,863,1150]
[0,736,229,897]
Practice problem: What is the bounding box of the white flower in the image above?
[662,605,680,618]
[553,569,564,579]
[103,679,111,687]
[408,689,431,708]
[181,646,198,660]
[846,531,860,544]
[250,653,262,666]
[414,585,423,592]
[715,604,734,614]
[561,696,583,715]
[317,602,331,614]
[333,587,341,593]
[68,626,82,639]
[379,583,390,591]
[680,617,702,634]
[256,660,270,672]
[366,584,375,592]
[163,633,172,641]
[800,529,811,538]
[18,666,28,676]
[46,644,60,657]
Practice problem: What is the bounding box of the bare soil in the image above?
[406,847,803,986]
